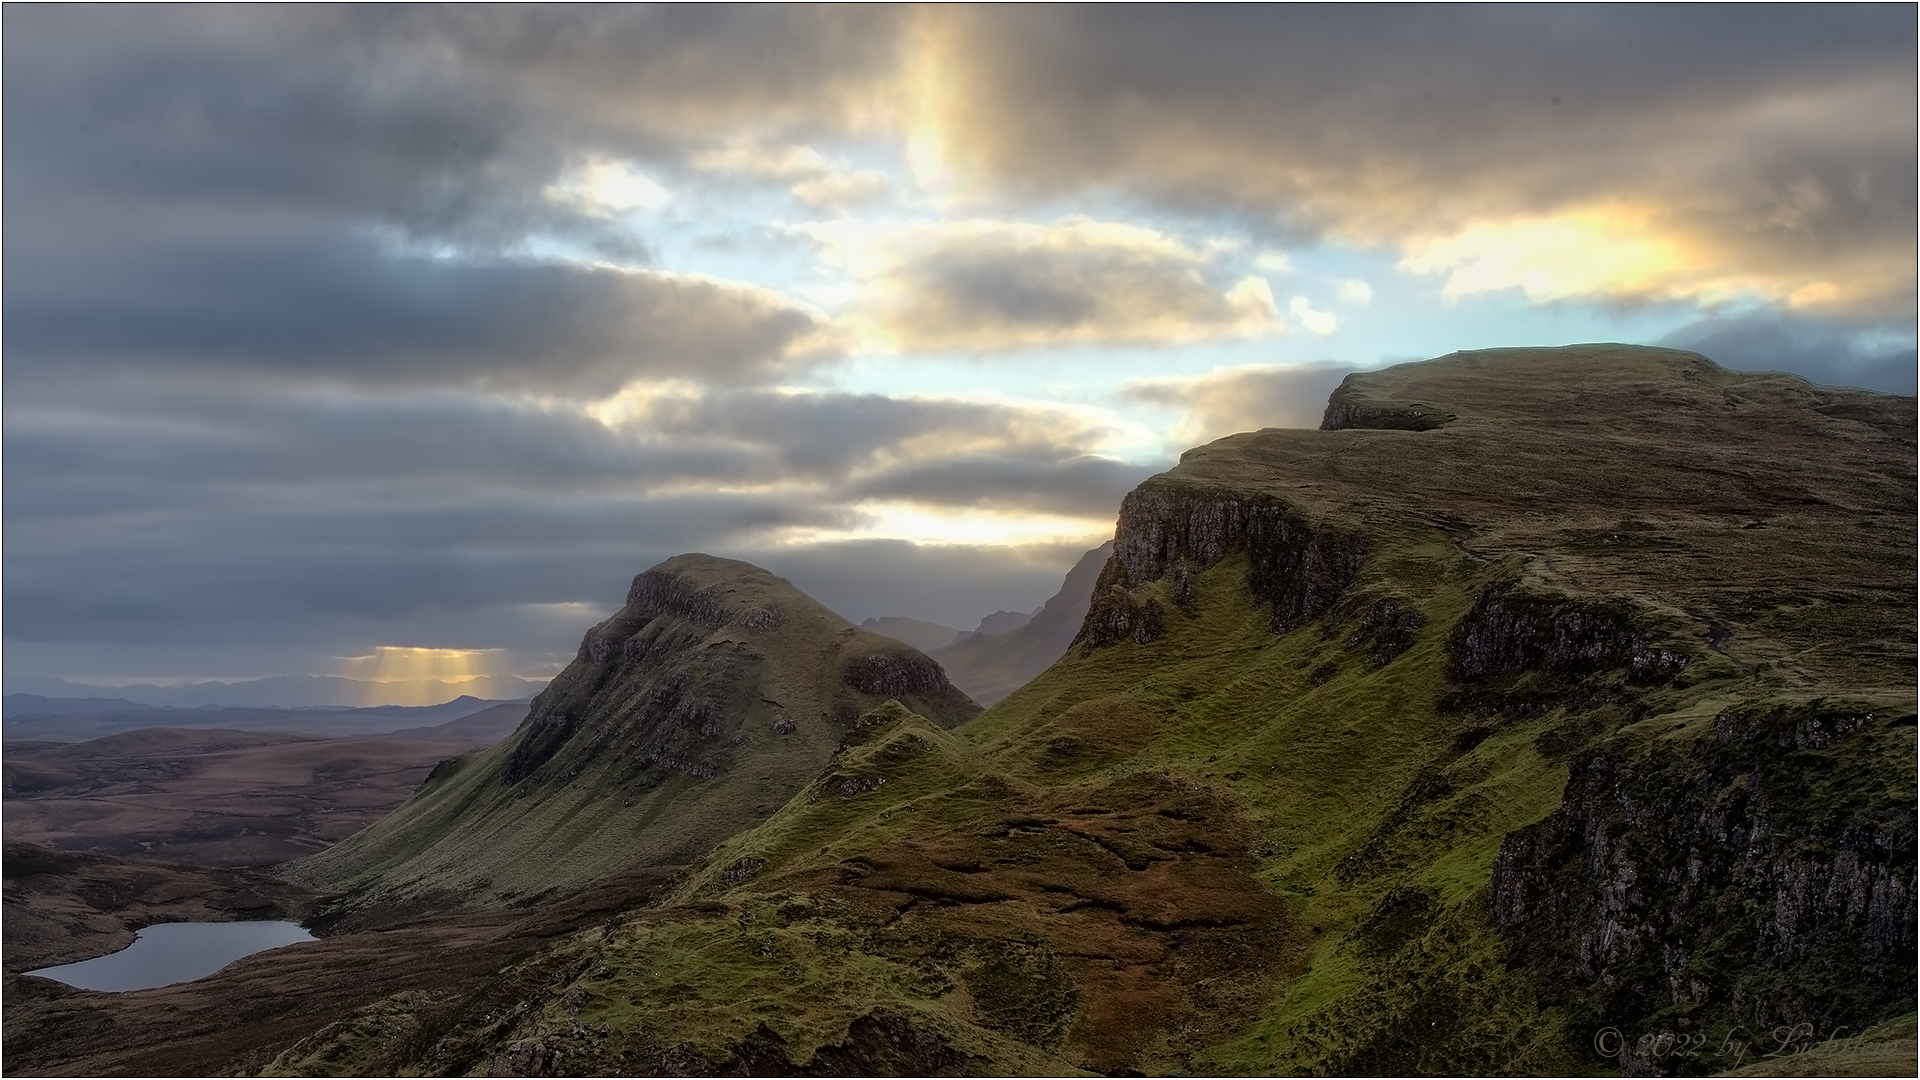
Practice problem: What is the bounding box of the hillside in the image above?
[3,726,503,867]
[289,554,981,918]
[3,843,317,973]
[9,346,1911,1077]
[930,541,1113,705]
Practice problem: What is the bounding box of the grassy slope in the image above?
[260,346,1913,1076]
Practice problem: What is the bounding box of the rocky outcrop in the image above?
[1077,481,1369,649]
[841,652,963,702]
[1330,595,1426,667]
[1319,374,1457,431]
[1490,702,1917,1074]
[710,1013,983,1077]
[1449,583,1691,685]
[623,568,737,629]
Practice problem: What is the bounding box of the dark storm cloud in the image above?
[1661,313,1919,396]
[6,380,1132,528]
[4,4,906,216]
[625,387,1135,481]
[929,5,1916,316]
[839,220,1280,351]
[8,5,1910,684]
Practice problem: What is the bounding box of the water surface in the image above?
[25,920,315,992]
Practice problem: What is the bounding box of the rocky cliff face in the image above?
[1320,373,1458,431]
[1077,483,1369,649]
[1491,701,1916,1075]
[1449,583,1692,685]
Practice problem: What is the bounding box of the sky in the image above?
[4,5,1914,691]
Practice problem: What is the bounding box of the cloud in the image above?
[802,218,1284,352]
[589,384,1152,502]
[690,138,891,210]
[5,6,1910,687]
[913,6,1916,318]
[3,6,906,399]
[1123,362,1357,445]
[4,377,1146,678]
[10,7,1909,323]
[739,537,1109,629]
[6,229,836,395]
[1659,312,1918,395]
[546,156,672,215]
[1288,297,1338,336]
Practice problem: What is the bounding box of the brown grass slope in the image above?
[3,728,496,867]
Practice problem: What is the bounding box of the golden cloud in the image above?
[689,137,890,210]
[900,8,1915,319]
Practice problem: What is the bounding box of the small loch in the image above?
[25,921,315,992]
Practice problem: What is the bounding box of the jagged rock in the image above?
[1450,583,1689,684]
[1490,702,1917,1072]
[841,652,958,700]
[1077,484,1368,649]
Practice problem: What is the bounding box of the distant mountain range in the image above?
[2,694,527,743]
[856,615,966,652]
[859,608,1038,653]
[929,541,1113,705]
[2,673,547,710]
